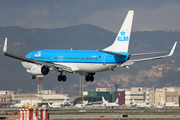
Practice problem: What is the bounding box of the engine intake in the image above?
[41,66,49,75]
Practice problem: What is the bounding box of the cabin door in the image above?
[101,54,106,65]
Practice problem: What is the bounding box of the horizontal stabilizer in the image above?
[98,50,126,57]
[120,42,177,67]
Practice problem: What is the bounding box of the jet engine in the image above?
[30,65,49,75]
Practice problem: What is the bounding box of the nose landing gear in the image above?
[31,75,36,79]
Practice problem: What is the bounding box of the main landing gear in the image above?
[85,73,95,82]
[58,72,67,82]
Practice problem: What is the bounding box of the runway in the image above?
[49,114,180,119]
[1,107,180,119]
[1,114,180,119]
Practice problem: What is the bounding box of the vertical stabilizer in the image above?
[102,97,106,102]
[103,10,134,52]
[160,98,165,104]
[115,98,119,103]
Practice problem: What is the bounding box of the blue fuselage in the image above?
[26,50,129,64]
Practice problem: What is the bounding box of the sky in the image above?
[0,0,180,32]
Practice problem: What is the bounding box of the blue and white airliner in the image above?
[2,10,177,82]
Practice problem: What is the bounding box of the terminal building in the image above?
[155,87,180,105]
[87,88,125,105]
[118,87,155,105]
[0,90,14,107]
[1,87,180,107]
[0,90,70,107]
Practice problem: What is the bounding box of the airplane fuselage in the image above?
[23,50,129,73]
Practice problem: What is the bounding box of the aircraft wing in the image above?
[120,42,177,67]
[2,38,72,72]
[130,51,168,56]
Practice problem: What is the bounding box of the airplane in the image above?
[130,99,150,108]
[74,100,88,108]
[49,98,69,108]
[160,98,179,108]
[2,10,177,82]
[102,97,120,108]
[49,103,63,109]
[86,98,105,107]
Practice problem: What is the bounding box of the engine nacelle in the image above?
[30,65,49,75]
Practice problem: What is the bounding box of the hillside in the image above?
[0,24,179,96]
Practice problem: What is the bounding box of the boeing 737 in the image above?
[2,10,177,82]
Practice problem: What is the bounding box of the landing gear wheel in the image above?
[62,75,67,82]
[58,75,61,81]
[85,76,90,82]
[89,76,94,82]
[85,75,94,82]
[58,74,67,82]
[31,75,36,79]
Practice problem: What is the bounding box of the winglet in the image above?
[3,37,7,53]
[133,99,136,103]
[168,42,177,56]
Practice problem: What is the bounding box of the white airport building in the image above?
[118,87,155,105]
[0,90,70,107]
[1,87,180,107]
